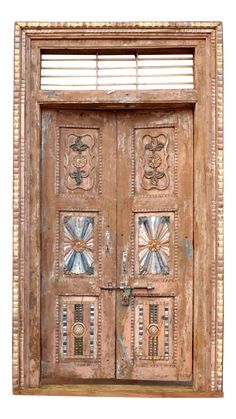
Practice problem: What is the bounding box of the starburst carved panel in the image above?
[135,212,175,278]
[60,212,98,277]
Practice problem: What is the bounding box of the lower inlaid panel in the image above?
[59,296,98,362]
[133,297,175,364]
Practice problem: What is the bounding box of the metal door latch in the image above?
[100,283,154,306]
[120,286,132,306]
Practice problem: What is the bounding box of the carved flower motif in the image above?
[73,156,87,169]
[148,154,162,169]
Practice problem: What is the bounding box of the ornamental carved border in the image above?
[13,21,223,396]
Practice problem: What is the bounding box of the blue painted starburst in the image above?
[138,216,170,275]
[63,215,94,275]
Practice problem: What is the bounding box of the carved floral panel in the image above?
[134,127,175,196]
[59,296,98,361]
[59,127,99,194]
[133,297,175,363]
[61,213,97,276]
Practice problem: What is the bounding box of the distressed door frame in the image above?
[13,21,224,397]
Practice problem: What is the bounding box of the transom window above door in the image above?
[41,53,194,90]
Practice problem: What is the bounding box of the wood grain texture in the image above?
[13,384,223,398]
[13,21,223,397]
[193,39,212,391]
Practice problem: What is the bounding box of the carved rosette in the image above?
[147,323,160,337]
[141,134,169,191]
[64,133,96,191]
[72,322,85,338]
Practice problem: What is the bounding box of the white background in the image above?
[0,0,234,417]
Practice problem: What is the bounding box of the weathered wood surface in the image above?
[14,385,223,398]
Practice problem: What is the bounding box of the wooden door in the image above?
[116,110,193,381]
[41,108,193,383]
[41,110,117,381]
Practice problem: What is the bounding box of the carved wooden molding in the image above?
[215,24,224,392]
[13,21,223,397]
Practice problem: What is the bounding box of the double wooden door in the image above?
[41,108,193,383]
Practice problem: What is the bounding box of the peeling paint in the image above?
[117,335,131,365]
[185,238,193,260]
[48,91,58,98]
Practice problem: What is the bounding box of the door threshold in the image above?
[14,383,223,398]
[40,378,193,386]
